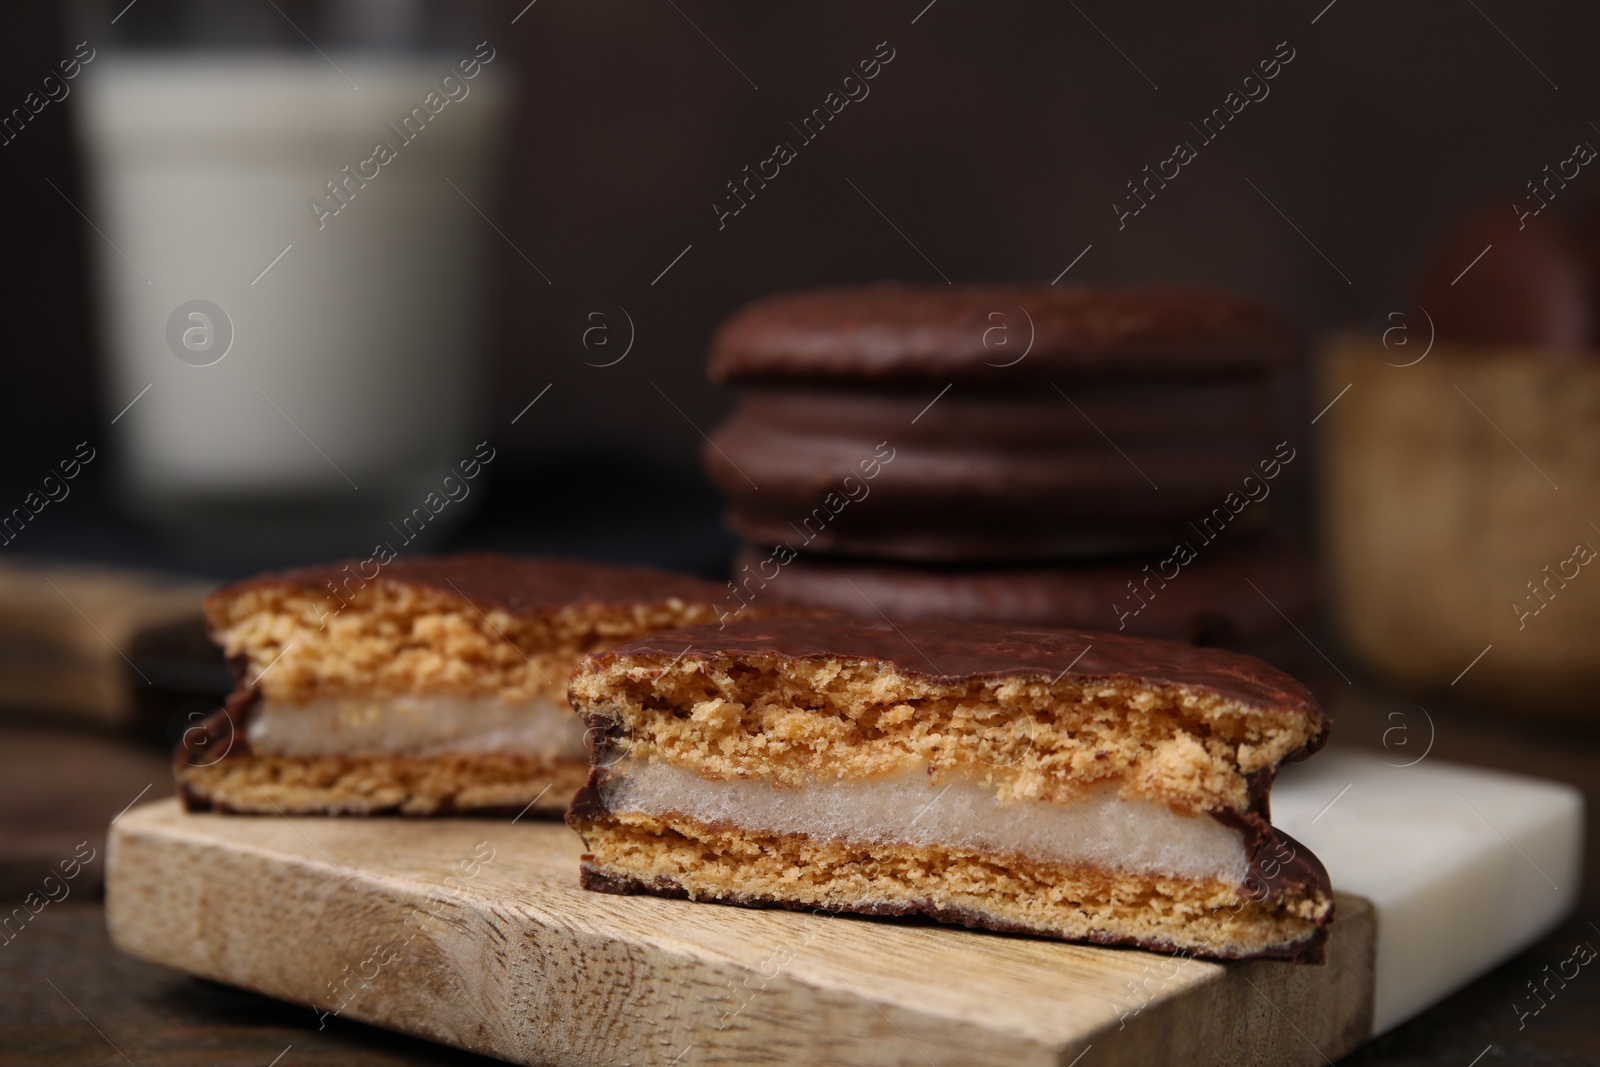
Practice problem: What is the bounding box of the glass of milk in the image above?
[73,8,507,563]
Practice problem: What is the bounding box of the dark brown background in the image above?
[6,0,1600,476]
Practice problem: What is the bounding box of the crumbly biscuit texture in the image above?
[178,750,586,816]
[207,580,723,704]
[573,654,1322,814]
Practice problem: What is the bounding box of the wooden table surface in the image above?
[3,682,1597,1066]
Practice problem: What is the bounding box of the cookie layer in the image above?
[571,618,1325,816]
[180,747,586,816]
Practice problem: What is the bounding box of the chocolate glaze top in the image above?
[709,284,1294,385]
[210,553,727,617]
[591,616,1322,720]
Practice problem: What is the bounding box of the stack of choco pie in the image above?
[700,284,1316,668]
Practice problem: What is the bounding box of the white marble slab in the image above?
[1274,745,1584,1034]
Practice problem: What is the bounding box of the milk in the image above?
[75,53,507,560]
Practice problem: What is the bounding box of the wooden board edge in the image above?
[107,801,1376,1067]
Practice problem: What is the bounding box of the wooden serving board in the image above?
[105,748,1580,1066]
[107,802,1372,1066]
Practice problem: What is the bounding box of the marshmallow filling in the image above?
[246,695,588,759]
[600,761,1252,883]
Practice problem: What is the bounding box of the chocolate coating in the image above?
[706,428,1290,563]
[585,615,1322,719]
[709,284,1295,385]
[730,534,1316,646]
[173,687,259,777]
[212,554,726,618]
[729,380,1278,447]
[706,407,1280,562]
